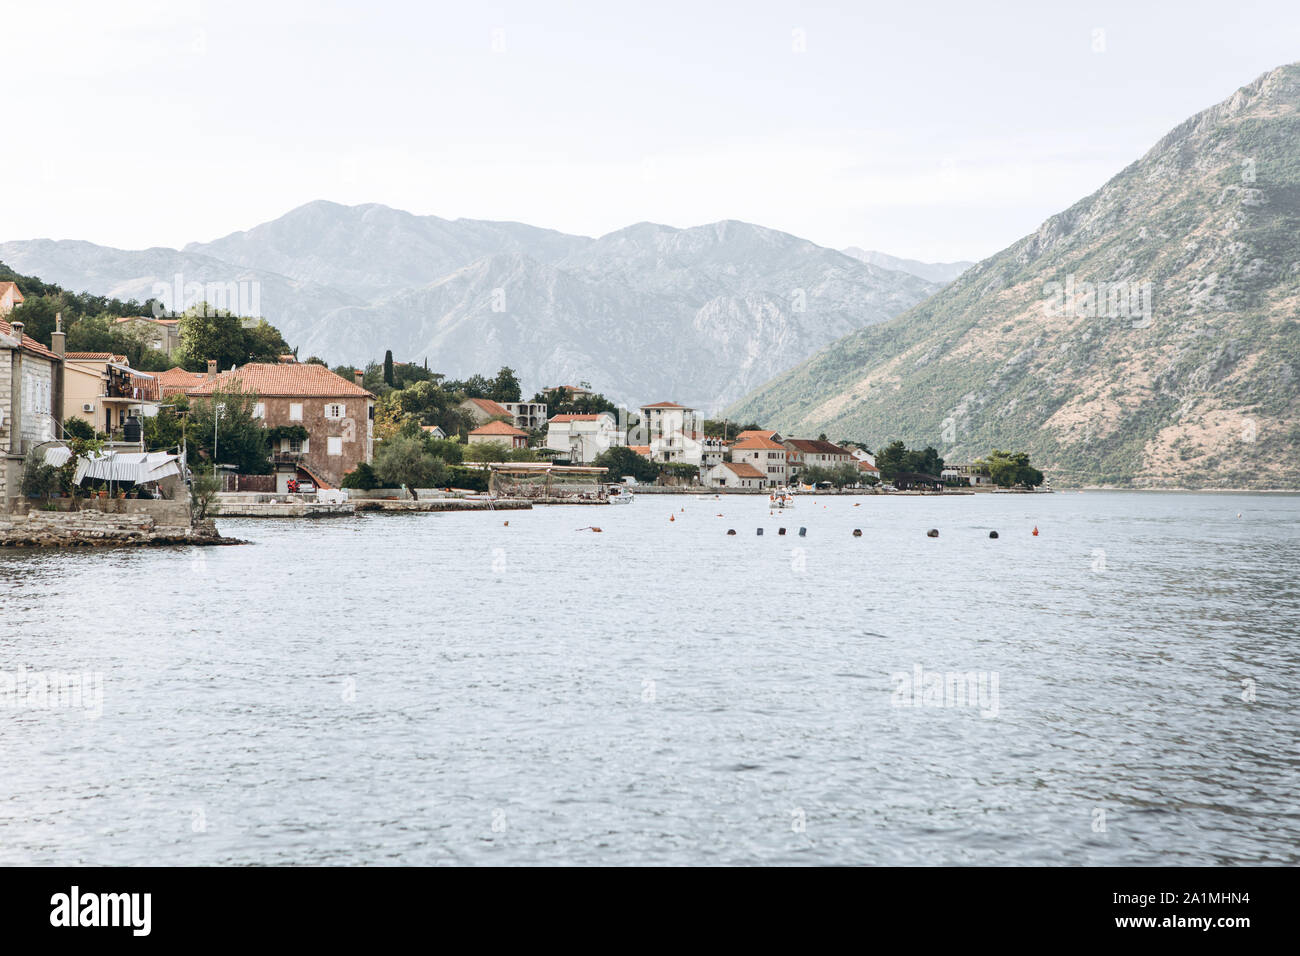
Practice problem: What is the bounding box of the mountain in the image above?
[728,63,1300,489]
[185,200,589,300]
[1,207,939,412]
[840,248,974,284]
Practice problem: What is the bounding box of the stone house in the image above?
[783,438,853,478]
[187,362,374,490]
[1,317,62,511]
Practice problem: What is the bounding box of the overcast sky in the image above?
[3,0,1298,262]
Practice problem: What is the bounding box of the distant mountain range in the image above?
[728,63,1300,488]
[0,206,954,413]
[840,248,973,284]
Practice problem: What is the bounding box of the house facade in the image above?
[63,352,160,439]
[545,412,621,463]
[1,318,62,510]
[0,282,24,317]
[638,401,703,466]
[460,397,513,426]
[187,362,374,490]
[468,419,529,449]
[502,401,548,431]
[729,436,789,486]
[783,438,853,477]
[704,461,765,488]
[113,315,180,357]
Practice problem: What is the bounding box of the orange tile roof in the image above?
[0,319,57,359]
[736,429,779,441]
[731,436,786,450]
[628,445,652,455]
[64,351,117,360]
[722,461,765,479]
[641,401,689,409]
[469,420,528,437]
[549,413,603,422]
[465,397,511,417]
[857,460,880,472]
[0,281,25,304]
[186,362,374,398]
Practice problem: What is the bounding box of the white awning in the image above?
[74,451,183,485]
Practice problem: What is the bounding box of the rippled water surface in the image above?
[1,491,1297,865]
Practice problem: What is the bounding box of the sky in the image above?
[2,0,1298,262]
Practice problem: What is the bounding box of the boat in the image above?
[606,484,634,504]
[770,487,796,509]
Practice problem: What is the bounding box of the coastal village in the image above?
[0,277,1043,541]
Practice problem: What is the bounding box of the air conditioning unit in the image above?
[83,403,96,412]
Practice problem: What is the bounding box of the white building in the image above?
[545,412,622,464]
[638,401,703,466]
[502,401,548,431]
[704,461,765,488]
[729,436,789,486]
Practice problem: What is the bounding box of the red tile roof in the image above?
[464,397,511,418]
[722,461,765,479]
[186,362,374,398]
[785,438,851,455]
[469,420,528,437]
[549,413,603,422]
[0,319,58,359]
[628,445,652,455]
[857,460,880,472]
[114,315,177,327]
[0,281,25,305]
[736,429,779,441]
[732,436,786,450]
[641,401,689,409]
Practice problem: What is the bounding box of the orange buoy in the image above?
[503,521,509,526]
[669,514,675,522]
[1032,526,1039,536]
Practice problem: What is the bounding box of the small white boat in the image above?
[607,485,634,504]
[769,487,796,509]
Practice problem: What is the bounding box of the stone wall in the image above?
[0,509,234,547]
[6,497,192,526]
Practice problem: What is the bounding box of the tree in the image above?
[488,366,522,403]
[463,440,513,463]
[341,462,380,490]
[190,473,221,521]
[20,451,62,502]
[594,446,659,483]
[175,304,288,371]
[977,450,1044,489]
[876,440,944,480]
[62,417,96,442]
[372,436,446,498]
[188,385,271,475]
[383,350,395,386]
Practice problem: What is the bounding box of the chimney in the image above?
[51,313,65,439]
[206,359,217,379]
[354,369,364,386]
[10,319,23,339]
[50,312,65,357]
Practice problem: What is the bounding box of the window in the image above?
[252,403,265,419]
[288,437,303,454]
[327,436,343,456]
[289,403,303,421]
[325,404,344,420]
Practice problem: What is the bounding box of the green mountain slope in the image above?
[727,64,1300,488]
